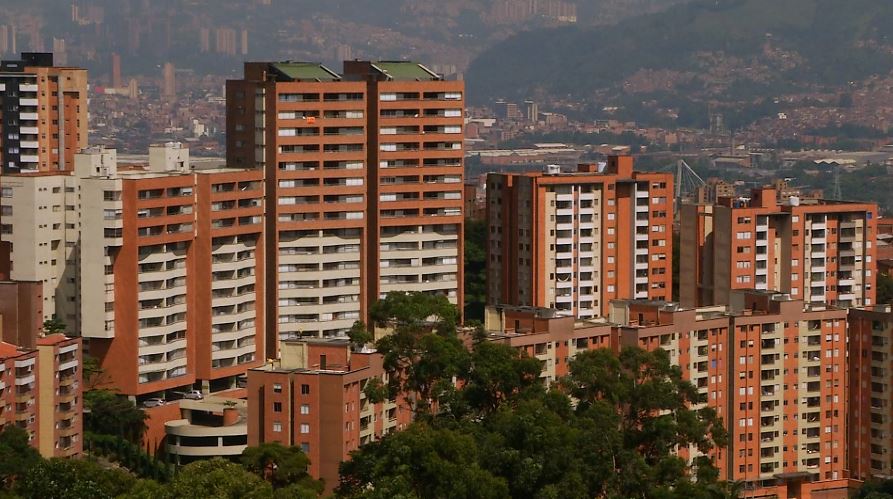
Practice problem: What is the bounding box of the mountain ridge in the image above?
[466,0,893,105]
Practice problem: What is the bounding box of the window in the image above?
[273,402,282,413]
[273,383,282,393]
[272,422,282,432]
[300,423,310,434]
[301,404,310,415]
[301,442,310,453]
[301,384,310,394]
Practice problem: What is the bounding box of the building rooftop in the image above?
[0,341,29,359]
[371,61,441,81]
[36,334,72,347]
[270,62,341,82]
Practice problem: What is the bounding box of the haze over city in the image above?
[0,1,892,498]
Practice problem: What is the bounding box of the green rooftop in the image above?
[271,62,341,82]
[371,62,441,81]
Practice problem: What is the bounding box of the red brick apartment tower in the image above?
[78,146,265,399]
[84,171,200,396]
[342,61,464,316]
[487,155,673,318]
[247,339,412,493]
[611,291,852,499]
[193,169,265,390]
[0,343,39,445]
[228,62,369,352]
[680,187,877,308]
[36,334,82,458]
[0,280,42,347]
[0,52,88,174]
[0,335,82,458]
[848,305,893,480]
[227,61,464,352]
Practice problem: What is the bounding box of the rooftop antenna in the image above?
[674,159,706,219]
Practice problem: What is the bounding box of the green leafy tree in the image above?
[240,443,323,494]
[84,390,148,444]
[340,307,728,498]
[477,397,590,498]
[0,426,42,492]
[82,354,108,391]
[346,321,374,348]
[562,347,727,498]
[42,316,67,335]
[119,479,168,499]
[463,217,487,321]
[458,340,543,415]
[18,457,136,499]
[167,458,272,499]
[856,478,893,499]
[337,423,510,499]
[877,272,893,304]
[369,292,468,415]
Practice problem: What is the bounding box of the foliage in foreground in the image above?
[338,291,730,499]
[0,427,320,499]
[856,478,893,499]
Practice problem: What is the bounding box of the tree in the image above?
[855,478,893,499]
[0,426,41,492]
[18,457,136,499]
[877,272,893,305]
[119,479,167,499]
[369,292,468,416]
[476,397,591,498]
[346,321,373,349]
[84,390,148,444]
[42,316,67,335]
[82,354,109,391]
[167,458,272,499]
[370,291,458,335]
[240,443,323,494]
[458,340,543,416]
[463,217,487,321]
[337,423,510,499]
[562,347,728,498]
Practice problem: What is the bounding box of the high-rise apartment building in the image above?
[0,171,81,329]
[35,334,81,458]
[111,52,122,88]
[162,62,176,99]
[2,143,266,399]
[76,145,265,397]
[0,333,82,458]
[0,52,87,174]
[848,305,893,480]
[680,187,877,309]
[487,156,673,318]
[227,60,463,349]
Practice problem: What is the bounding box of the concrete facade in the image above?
[681,187,877,309]
[487,155,673,318]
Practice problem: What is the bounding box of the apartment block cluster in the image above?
[481,160,883,498]
[0,53,463,464]
[3,51,893,499]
